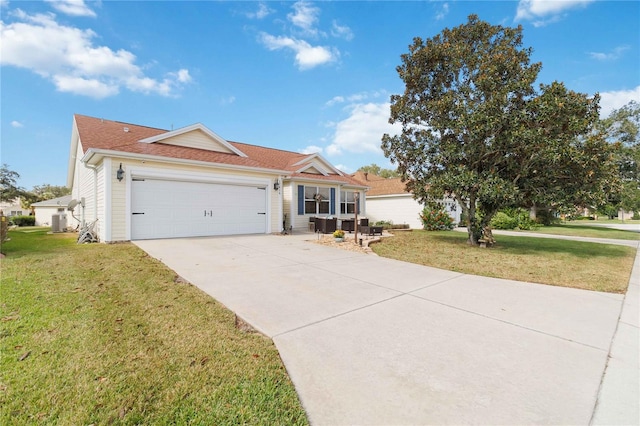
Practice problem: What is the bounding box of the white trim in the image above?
[81,148,288,175]
[296,162,329,176]
[138,123,248,157]
[292,153,344,176]
[125,165,272,240]
[287,176,368,188]
[104,158,112,242]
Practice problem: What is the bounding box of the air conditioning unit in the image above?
[51,214,67,233]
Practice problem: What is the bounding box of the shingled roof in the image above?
[72,114,365,187]
[352,171,409,196]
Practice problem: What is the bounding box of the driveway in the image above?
[135,234,636,425]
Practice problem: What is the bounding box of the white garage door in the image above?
[131,178,267,240]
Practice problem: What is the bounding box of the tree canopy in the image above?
[357,164,400,178]
[600,101,640,215]
[382,15,618,245]
[0,164,23,202]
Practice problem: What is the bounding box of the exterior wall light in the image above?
[117,163,124,182]
[273,180,280,191]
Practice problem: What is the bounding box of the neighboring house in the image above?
[0,199,25,217]
[67,114,367,242]
[353,171,461,229]
[31,195,72,227]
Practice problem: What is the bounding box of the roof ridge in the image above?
[75,114,168,132]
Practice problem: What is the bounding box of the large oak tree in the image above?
[382,15,617,245]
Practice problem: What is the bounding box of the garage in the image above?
[131,178,267,240]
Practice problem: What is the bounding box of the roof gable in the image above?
[138,124,247,157]
[292,153,343,176]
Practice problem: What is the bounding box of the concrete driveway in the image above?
[135,234,635,425]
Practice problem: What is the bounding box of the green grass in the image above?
[372,230,636,293]
[0,229,308,425]
[519,223,640,240]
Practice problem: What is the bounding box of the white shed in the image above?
[32,195,73,228]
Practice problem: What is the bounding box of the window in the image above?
[304,186,330,215]
[57,208,65,212]
[340,191,356,214]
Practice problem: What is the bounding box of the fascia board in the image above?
[292,153,344,176]
[138,123,248,158]
[296,162,329,176]
[80,148,288,176]
[287,176,368,189]
[66,118,80,188]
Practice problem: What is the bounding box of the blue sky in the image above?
[2,0,639,190]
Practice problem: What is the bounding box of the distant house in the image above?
[67,114,367,242]
[352,171,461,229]
[31,195,73,227]
[0,199,25,217]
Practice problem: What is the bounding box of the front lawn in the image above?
[372,230,636,293]
[0,229,308,425]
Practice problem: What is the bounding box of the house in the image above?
[67,114,367,242]
[31,195,72,227]
[353,171,461,229]
[0,199,25,217]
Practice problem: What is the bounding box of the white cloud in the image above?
[246,2,272,20]
[599,86,640,118]
[333,164,352,173]
[325,90,386,107]
[0,0,9,9]
[44,0,96,17]
[220,95,236,105]
[259,33,336,70]
[331,20,353,41]
[11,120,23,128]
[299,145,323,154]
[589,45,630,61]
[288,1,320,36]
[435,3,449,21]
[327,102,402,156]
[515,0,594,25]
[0,10,191,98]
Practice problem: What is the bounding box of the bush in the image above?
[490,212,518,229]
[420,207,455,231]
[535,208,558,226]
[491,209,540,230]
[11,215,35,226]
[632,212,640,220]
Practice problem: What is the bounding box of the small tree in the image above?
[0,164,24,203]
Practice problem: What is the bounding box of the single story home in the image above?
[67,114,367,242]
[0,199,25,217]
[352,171,461,229]
[31,195,72,228]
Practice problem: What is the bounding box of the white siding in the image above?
[366,195,461,229]
[159,130,235,153]
[34,206,66,226]
[366,195,424,229]
[71,141,96,230]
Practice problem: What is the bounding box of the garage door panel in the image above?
[131,179,266,240]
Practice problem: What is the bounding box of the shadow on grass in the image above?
[428,231,633,259]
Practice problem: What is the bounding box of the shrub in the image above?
[11,215,35,226]
[420,207,455,231]
[490,212,518,230]
[491,209,540,230]
[333,229,345,238]
[633,212,640,220]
